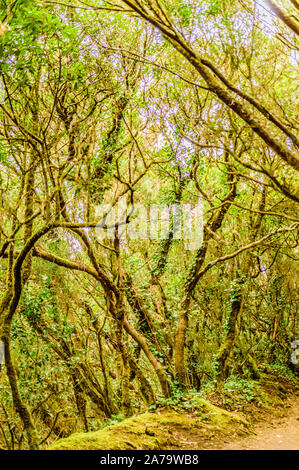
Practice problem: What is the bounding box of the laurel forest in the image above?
[0,0,298,450]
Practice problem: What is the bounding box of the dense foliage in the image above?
[0,0,298,449]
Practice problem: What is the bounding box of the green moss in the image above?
[48,401,248,450]
[48,412,172,450]
[191,398,249,427]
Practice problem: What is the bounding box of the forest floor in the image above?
[220,396,299,450]
[169,394,299,450]
[49,375,299,451]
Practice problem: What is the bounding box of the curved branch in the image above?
[263,0,299,36]
[120,0,299,171]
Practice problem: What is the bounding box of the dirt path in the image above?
[220,397,299,450]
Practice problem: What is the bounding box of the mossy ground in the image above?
[48,375,298,450]
[48,398,248,450]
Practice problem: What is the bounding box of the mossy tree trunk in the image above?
[174,151,237,389]
[0,158,40,449]
[215,274,245,382]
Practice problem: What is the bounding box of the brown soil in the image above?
[220,396,299,450]
[167,394,299,450]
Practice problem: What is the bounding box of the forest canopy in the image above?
[0,0,298,450]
